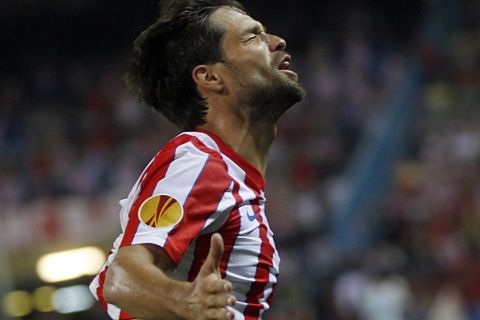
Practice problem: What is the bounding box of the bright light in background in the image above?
[2,285,95,316]
[36,246,105,283]
[52,285,94,314]
[2,290,33,317]
[33,286,55,312]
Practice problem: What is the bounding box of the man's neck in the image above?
[198,113,276,176]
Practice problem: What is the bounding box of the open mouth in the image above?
[278,55,292,70]
[278,55,298,78]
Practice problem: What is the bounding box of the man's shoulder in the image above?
[157,131,228,172]
[165,131,224,157]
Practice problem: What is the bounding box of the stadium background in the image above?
[0,0,479,319]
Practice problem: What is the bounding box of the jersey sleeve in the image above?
[118,138,234,265]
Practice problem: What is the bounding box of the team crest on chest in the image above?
[138,194,183,228]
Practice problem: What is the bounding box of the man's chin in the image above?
[284,78,305,104]
[246,74,305,122]
[266,80,305,121]
[278,70,305,100]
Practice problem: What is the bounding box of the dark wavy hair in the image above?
[124,0,245,131]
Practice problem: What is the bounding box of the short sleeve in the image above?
[120,139,235,265]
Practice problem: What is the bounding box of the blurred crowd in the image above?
[369,21,479,319]
[286,7,480,320]
[1,1,479,319]
[0,56,169,203]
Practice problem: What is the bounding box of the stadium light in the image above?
[36,247,106,283]
[33,286,55,312]
[2,290,33,317]
[52,285,95,314]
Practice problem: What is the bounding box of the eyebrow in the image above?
[244,23,267,35]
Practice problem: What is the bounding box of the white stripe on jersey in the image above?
[130,141,212,248]
[107,304,121,319]
[261,207,281,274]
[174,180,237,281]
[201,180,236,233]
[153,141,209,203]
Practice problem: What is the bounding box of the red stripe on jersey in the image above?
[219,181,243,278]
[163,155,231,264]
[266,282,278,309]
[218,209,242,278]
[243,205,275,319]
[187,233,212,282]
[119,136,192,248]
[186,180,243,281]
[162,138,231,265]
[96,266,109,308]
[119,310,134,319]
[95,249,113,311]
[119,160,170,247]
[196,129,265,191]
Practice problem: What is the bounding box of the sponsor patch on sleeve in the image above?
[138,194,183,228]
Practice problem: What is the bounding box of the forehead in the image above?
[210,6,263,37]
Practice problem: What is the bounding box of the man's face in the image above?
[210,7,305,121]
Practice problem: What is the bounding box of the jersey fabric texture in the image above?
[89,130,280,320]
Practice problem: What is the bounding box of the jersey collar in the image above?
[195,129,266,191]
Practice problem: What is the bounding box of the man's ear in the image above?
[192,64,223,93]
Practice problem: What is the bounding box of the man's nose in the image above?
[268,34,287,52]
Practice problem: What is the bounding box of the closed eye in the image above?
[242,23,267,44]
[242,35,258,44]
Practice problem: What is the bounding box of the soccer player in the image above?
[89,0,304,319]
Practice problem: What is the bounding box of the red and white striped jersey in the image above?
[89,129,281,320]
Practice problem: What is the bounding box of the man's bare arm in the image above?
[103,234,236,320]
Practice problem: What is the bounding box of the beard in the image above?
[247,72,305,123]
[226,60,305,123]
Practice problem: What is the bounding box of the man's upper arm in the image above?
[120,142,233,266]
[109,244,174,276]
[141,243,175,271]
